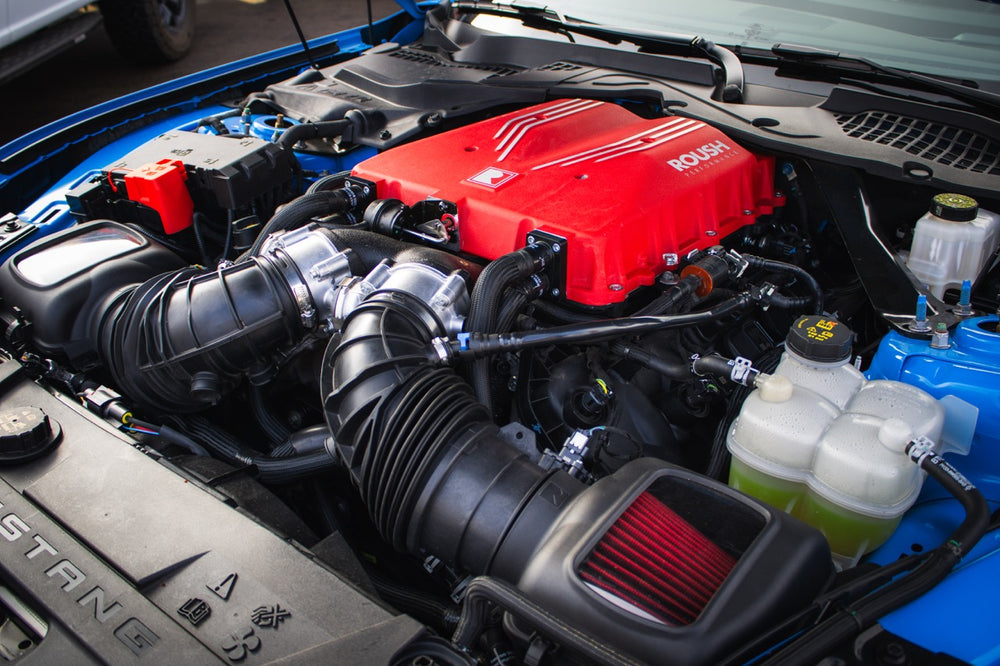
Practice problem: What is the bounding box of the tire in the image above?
[100,0,195,63]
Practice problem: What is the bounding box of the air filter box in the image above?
[513,458,833,665]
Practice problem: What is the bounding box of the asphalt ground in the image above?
[0,0,401,147]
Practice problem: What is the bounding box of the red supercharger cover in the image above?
[352,99,779,306]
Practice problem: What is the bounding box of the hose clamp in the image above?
[731,356,756,386]
[430,337,453,365]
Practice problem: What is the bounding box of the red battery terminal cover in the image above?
[124,159,194,234]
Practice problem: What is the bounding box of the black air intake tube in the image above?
[322,287,583,578]
[100,259,305,414]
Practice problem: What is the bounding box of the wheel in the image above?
[100,0,195,63]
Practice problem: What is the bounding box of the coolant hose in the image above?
[465,244,554,412]
[744,254,824,314]
[762,442,989,665]
[323,287,582,578]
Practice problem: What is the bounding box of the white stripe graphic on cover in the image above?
[532,118,704,170]
[493,99,603,162]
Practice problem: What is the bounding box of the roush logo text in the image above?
[667,141,731,171]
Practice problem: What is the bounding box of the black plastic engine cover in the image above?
[0,358,426,664]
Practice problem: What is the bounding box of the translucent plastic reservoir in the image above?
[905,199,1000,298]
[728,352,944,568]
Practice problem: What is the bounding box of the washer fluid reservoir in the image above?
[727,316,944,568]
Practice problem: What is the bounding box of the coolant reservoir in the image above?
[905,193,1000,298]
[772,315,865,408]
[727,316,944,568]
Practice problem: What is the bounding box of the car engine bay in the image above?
[0,6,997,665]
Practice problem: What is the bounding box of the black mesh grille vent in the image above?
[538,62,584,72]
[387,48,520,77]
[834,111,1000,175]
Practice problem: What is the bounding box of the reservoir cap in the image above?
[0,407,61,464]
[929,193,978,222]
[786,315,853,363]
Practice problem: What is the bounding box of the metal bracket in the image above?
[524,229,567,299]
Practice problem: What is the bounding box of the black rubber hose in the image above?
[691,37,744,103]
[321,228,482,280]
[368,572,462,635]
[705,346,782,480]
[170,416,338,484]
[633,275,701,316]
[611,341,690,380]
[323,287,582,577]
[496,275,548,334]
[762,446,989,666]
[465,245,554,411]
[496,289,530,336]
[767,293,813,309]
[250,384,292,444]
[306,170,352,194]
[744,254,824,314]
[277,119,350,150]
[528,299,600,324]
[448,293,754,360]
[270,424,330,458]
[718,553,927,666]
[195,107,240,135]
[452,577,640,666]
[244,186,366,258]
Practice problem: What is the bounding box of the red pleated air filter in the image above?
[578,492,737,625]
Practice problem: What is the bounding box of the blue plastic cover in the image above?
[867,317,1000,664]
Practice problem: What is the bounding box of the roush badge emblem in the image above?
[467,167,518,188]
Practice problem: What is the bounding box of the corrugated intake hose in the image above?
[100,261,304,414]
[323,286,583,578]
